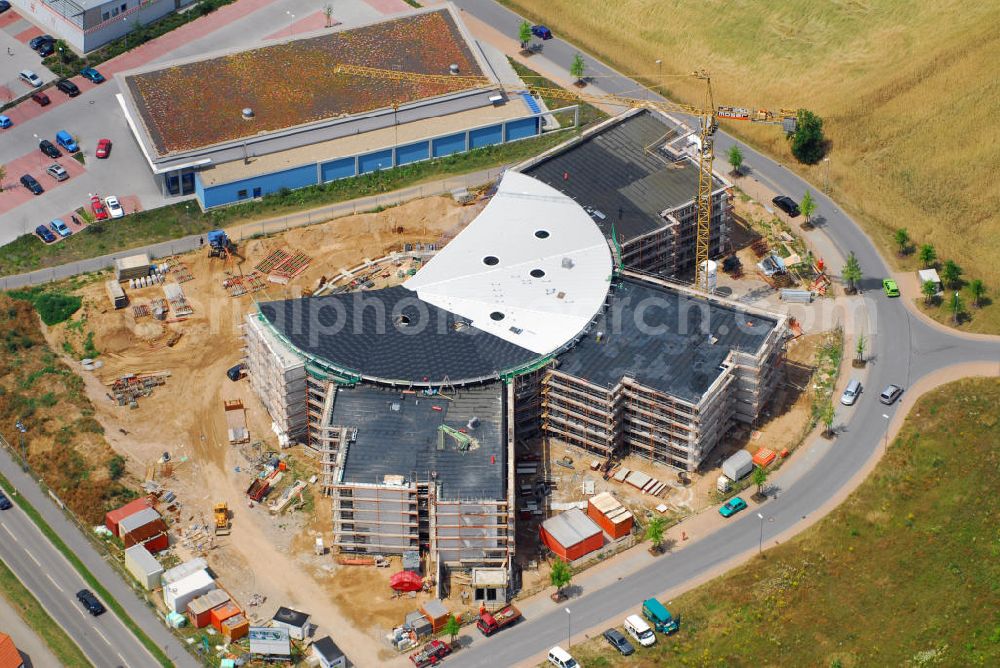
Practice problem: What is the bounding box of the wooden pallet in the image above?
[255,249,290,274]
[270,251,311,280]
[133,304,150,318]
[224,272,267,297]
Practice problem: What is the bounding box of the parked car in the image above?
[624,614,656,647]
[90,195,109,220]
[547,646,579,668]
[19,70,43,88]
[105,195,124,219]
[840,379,862,406]
[75,589,105,616]
[95,138,112,158]
[38,40,54,57]
[20,174,44,195]
[39,139,61,158]
[46,163,69,181]
[719,496,748,518]
[55,79,80,97]
[31,91,50,106]
[0,115,11,129]
[772,195,801,217]
[0,1,12,15]
[882,278,900,297]
[29,35,54,51]
[55,130,78,152]
[80,67,105,83]
[50,218,71,237]
[531,24,553,40]
[879,384,903,405]
[35,225,56,243]
[602,628,635,656]
[0,492,11,510]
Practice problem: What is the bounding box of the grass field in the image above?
[0,559,93,667]
[561,377,1000,667]
[503,1,1000,332]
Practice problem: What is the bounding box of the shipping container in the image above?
[124,544,163,591]
[211,601,241,632]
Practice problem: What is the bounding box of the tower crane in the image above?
[333,64,796,290]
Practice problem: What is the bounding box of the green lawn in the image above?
[0,558,93,667]
[565,377,1000,667]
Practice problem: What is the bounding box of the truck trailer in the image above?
[642,598,680,634]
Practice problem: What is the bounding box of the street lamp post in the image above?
[882,413,891,453]
[655,59,662,80]
[565,607,571,649]
[823,157,831,193]
[286,11,295,38]
[756,512,764,554]
[15,420,27,471]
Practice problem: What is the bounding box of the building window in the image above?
[121,3,127,11]
[237,189,248,199]
[111,7,118,15]
[102,11,110,19]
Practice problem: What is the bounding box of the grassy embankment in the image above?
[502,0,1000,333]
[560,377,1000,666]
[0,559,93,667]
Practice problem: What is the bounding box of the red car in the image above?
[31,92,50,106]
[95,138,111,159]
[90,195,109,221]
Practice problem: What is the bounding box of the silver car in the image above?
[19,70,43,87]
[46,163,69,181]
[840,379,862,406]
[879,384,903,405]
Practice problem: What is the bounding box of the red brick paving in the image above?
[0,84,14,103]
[0,10,21,28]
[0,150,88,215]
[263,10,335,40]
[14,25,43,43]
[363,0,412,14]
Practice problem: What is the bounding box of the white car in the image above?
[19,70,43,88]
[104,195,124,219]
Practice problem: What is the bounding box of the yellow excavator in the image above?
[213,502,231,536]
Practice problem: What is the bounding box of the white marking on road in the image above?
[46,573,64,591]
[1,523,18,542]
[74,603,88,619]
[22,547,41,567]
[95,628,111,646]
[118,652,131,668]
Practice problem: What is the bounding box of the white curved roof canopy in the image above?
[406,171,614,355]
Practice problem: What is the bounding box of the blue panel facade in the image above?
[432,132,467,158]
[505,117,540,142]
[321,157,356,183]
[358,149,393,174]
[469,124,503,149]
[396,141,430,166]
[201,163,317,209]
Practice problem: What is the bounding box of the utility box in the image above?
[722,450,753,481]
[716,475,731,493]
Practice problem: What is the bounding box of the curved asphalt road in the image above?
[448,1,1000,665]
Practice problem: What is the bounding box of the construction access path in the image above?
[434,1,1000,666]
[0,443,198,668]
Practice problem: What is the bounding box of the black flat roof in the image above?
[259,286,541,385]
[523,111,720,243]
[273,606,309,627]
[553,277,779,403]
[333,384,505,501]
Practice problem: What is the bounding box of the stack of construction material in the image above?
[110,372,169,408]
[162,282,193,317]
[586,492,634,540]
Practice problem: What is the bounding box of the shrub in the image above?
[33,293,83,326]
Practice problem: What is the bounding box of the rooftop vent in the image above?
[241,107,254,120]
[561,257,575,269]
[449,63,460,75]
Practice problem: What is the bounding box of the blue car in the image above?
[55,130,78,153]
[531,24,553,40]
[35,225,56,243]
[50,219,71,237]
[719,496,748,518]
[0,492,11,511]
[80,67,105,84]
[0,115,11,129]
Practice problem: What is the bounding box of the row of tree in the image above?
[894,229,987,322]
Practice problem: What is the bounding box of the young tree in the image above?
[518,20,532,49]
[0,164,5,192]
[820,401,836,437]
[752,465,768,497]
[918,243,937,268]
[800,190,817,227]
[323,4,334,28]
[894,228,910,256]
[855,333,866,364]
[645,516,666,553]
[790,109,825,164]
[727,144,743,176]
[921,279,938,305]
[950,292,964,324]
[968,279,986,308]
[443,615,461,644]
[549,557,572,598]
[570,54,586,84]
[842,251,862,293]
[941,260,962,289]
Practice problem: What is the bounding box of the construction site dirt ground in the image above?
[40,195,486,663]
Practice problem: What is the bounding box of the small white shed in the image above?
[163,569,215,614]
[918,268,941,294]
[124,544,163,590]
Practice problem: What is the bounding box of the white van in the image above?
[840,379,862,406]
[547,646,580,668]
[624,614,656,647]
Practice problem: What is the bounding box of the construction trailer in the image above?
[541,272,786,471]
[105,279,128,309]
[540,508,604,561]
[105,496,154,536]
[187,589,231,628]
[163,569,215,614]
[123,544,164,590]
[118,507,169,553]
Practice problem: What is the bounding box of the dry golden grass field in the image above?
[505,0,1000,331]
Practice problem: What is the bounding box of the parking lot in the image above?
[0,0,411,248]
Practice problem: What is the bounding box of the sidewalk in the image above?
[0,166,504,291]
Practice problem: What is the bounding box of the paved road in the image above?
[0,590,61,668]
[0,443,198,668]
[446,1,1000,665]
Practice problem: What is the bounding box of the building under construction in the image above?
[518,109,733,278]
[242,167,784,575]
